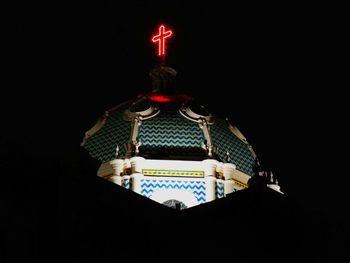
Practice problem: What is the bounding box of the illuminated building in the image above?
[80,25,282,209]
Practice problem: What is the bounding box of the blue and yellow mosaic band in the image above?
[142,169,205,178]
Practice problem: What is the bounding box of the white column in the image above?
[124,158,131,175]
[216,162,223,178]
[109,176,122,185]
[201,159,218,202]
[130,156,145,174]
[223,163,236,180]
[222,163,236,194]
[110,159,124,175]
[109,159,124,186]
[131,173,143,194]
[224,180,235,195]
[201,159,218,177]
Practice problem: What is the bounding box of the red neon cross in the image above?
[152,25,173,57]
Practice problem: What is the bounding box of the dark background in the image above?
[4,1,349,262]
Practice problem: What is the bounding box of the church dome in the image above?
[81,67,258,177]
[80,65,279,209]
[82,95,259,177]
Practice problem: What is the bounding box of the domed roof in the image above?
[81,80,259,177]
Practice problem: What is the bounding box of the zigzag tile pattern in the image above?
[139,110,204,153]
[140,179,206,203]
[83,104,257,177]
[211,117,257,176]
[83,107,131,161]
[216,181,225,198]
[122,176,131,189]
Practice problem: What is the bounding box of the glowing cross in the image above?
[151,25,173,57]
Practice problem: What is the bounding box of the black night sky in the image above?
[5,1,349,262]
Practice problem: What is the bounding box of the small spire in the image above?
[115,145,119,158]
[226,151,231,163]
[149,65,177,92]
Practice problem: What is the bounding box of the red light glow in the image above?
[148,93,192,103]
[151,25,173,57]
[148,94,173,103]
